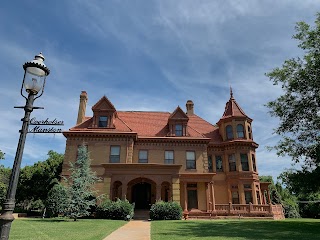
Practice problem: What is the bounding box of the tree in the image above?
[64,145,99,221]
[46,183,69,217]
[0,150,5,160]
[15,150,64,210]
[0,152,10,208]
[266,13,320,166]
[279,168,320,218]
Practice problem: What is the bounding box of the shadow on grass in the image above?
[153,219,320,240]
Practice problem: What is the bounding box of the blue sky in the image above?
[0,1,319,180]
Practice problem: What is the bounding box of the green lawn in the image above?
[151,219,320,240]
[10,218,126,240]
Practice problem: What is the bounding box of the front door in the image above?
[132,182,151,209]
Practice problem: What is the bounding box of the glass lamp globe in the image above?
[23,53,50,95]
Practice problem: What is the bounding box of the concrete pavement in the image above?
[103,220,150,240]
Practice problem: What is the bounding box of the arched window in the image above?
[226,125,233,140]
[237,124,245,138]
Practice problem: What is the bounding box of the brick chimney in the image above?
[76,91,88,125]
[186,100,194,115]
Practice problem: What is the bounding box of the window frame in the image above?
[175,124,183,136]
[228,154,236,172]
[215,155,223,172]
[252,154,257,172]
[138,150,148,163]
[165,150,174,164]
[109,145,120,163]
[240,153,249,171]
[186,151,196,169]
[208,155,213,172]
[226,125,233,140]
[98,116,108,127]
[236,124,245,138]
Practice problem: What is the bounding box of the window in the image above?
[208,155,213,172]
[110,146,120,163]
[244,184,252,204]
[99,116,108,127]
[228,154,236,172]
[245,191,252,204]
[164,150,174,164]
[226,125,233,139]
[139,150,148,163]
[237,124,245,138]
[232,191,239,204]
[186,151,196,169]
[215,155,223,172]
[240,153,249,171]
[248,126,252,139]
[175,124,183,136]
[252,154,257,172]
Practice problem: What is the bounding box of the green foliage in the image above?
[265,14,320,166]
[275,183,300,218]
[279,168,320,218]
[150,201,182,220]
[96,198,134,220]
[0,150,5,160]
[46,183,69,217]
[16,150,64,208]
[64,145,99,221]
[259,175,282,204]
[0,164,11,207]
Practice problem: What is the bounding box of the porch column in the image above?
[121,181,128,200]
[210,181,215,211]
[184,182,188,211]
[267,189,271,204]
[156,183,161,201]
[206,182,211,212]
[252,184,258,204]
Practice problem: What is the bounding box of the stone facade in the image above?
[62,90,284,219]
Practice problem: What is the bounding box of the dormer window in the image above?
[175,124,183,136]
[99,116,108,127]
[168,106,189,137]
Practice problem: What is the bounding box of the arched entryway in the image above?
[128,178,156,209]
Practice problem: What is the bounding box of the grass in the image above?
[10,218,126,240]
[151,218,320,240]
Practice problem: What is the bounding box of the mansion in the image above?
[62,90,284,219]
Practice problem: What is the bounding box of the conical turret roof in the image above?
[218,88,252,123]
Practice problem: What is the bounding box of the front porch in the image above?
[185,203,284,220]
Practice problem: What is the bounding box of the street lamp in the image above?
[0,53,50,240]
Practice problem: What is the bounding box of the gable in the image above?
[169,106,189,120]
[92,96,116,112]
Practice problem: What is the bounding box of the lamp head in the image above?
[22,53,50,95]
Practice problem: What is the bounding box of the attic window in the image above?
[99,116,108,127]
[175,124,183,136]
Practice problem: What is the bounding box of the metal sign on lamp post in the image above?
[0,53,50,240]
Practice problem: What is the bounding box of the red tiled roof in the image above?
[70,110,220,141]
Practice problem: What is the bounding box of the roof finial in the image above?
[230,86,234,99]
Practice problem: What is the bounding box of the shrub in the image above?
[150,201,182,220]
[96,199,134,220]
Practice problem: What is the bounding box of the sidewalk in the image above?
[103,220,150,240]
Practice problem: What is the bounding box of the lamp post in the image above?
[0,53,50,240]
